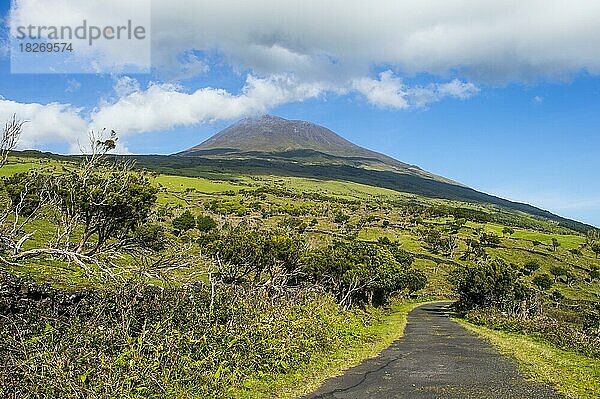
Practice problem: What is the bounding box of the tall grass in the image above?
[0,272,384,398]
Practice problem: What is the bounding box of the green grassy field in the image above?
[0,154,598,398]
[154,174,248,193]
[2,155,598,301]
[470,221,586,249]
[0,159,54,177]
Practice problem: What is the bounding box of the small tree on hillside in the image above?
[551,237,560,251]
[502,227,515,236]
[445,234,459,258]
[333,211,350,225]
[549,265,567,283]
[453,218,467,230]
[206,227,306,287]
[591,242,600,259]
[480,232,501,247]
[172,210,196,235]
[550,289,564,303]
[0,114,26,167]
[450,258,529,312]
[522,260,540,275]
[306,240,426,308]
[4,160,157,257]
[196,215,217,232]
[0,128,158,266]
[586,229,600,248]
[532,273,554,290]
[564,271,577,287]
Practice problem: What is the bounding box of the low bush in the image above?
[0,272,385,398]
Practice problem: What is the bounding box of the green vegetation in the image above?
[1,134,599,397]
[225,300,430,398]
[457,321,600,399]
[172,209,197,234]
[2,271,431,398]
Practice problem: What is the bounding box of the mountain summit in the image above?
[179,115,441,179]
[182,115,376,157]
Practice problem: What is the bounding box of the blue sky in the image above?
[0,0,599,227]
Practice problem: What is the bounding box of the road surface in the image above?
[303,302,563,399]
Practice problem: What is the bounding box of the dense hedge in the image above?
[202,227,427,307]
[0,272,385,398]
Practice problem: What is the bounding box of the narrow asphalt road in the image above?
[303,302,563,399]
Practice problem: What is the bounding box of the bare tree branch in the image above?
[1,114,27,168]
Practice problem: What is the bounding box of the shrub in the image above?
[451,258,529,311]
[463,308,600,358]
[133,223,170,251]
[204,227,305,284]
[196,215,217,232]
[549,265,568,282]
[502,227,515,236]
[550,289,564,302]
[3,168,158,254]
[333,211,350,224]
[208,199,248,216]
[172,210,196,235]
[523,260,540,274]
[305,241,426,308]
[532,273,554,290]
[592,242,600,258]
[480,232,501,247]
[0,272,387,398]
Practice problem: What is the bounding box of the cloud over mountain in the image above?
[9,0,600,82]
[3,0,600,150]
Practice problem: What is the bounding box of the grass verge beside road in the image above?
[456,320,600,399]
[238,299,439,399]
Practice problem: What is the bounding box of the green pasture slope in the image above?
[2,153,598,298]
[0,153,598,398]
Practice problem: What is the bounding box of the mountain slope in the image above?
[173,115,595,232]
[178,115,449,181]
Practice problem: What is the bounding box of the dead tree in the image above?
[0,126,134,270]
[0,114,27,168]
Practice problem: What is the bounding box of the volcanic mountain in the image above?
[173,115,592,232]
[179,115,450,182]
[182,115,396,160]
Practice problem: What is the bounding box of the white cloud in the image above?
[533,95,544,104]
[8,1,600,150]
[9,0,600,82]
[0,99,88,152]
[436,80,479,100]
[91,74,325,135]
[160,52,210,81]
[0,73,323,151]
[352,71,478,109]
[410,79,479,108]
[0,68,475,152]
[114,76,141,98]
[149,0,600,82]
[352,71,409,109]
